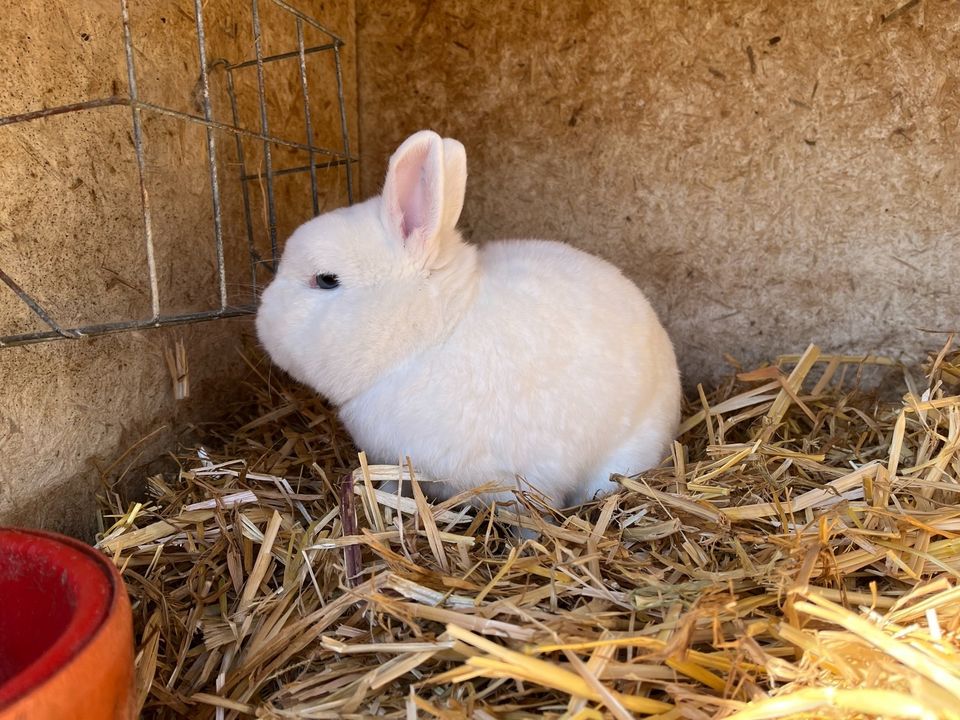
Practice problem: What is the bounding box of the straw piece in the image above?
[190,693,255,713]
[393,602,535,641]
[677,381,780,435]
[617,477,724,522]
[350,484,466,524]
[236,509,282,621]
[888,410,908,478]
[133,611,161,716]
[184,490,259,511]
[764,343,821,432]
[561,647,634,720]
[724,687,941,720]
[358,451,385,533]
[446,624,674,714]
[320,636,455,654]
[621,518,682,541]
[411,469,450,574]
[722,463,879,521]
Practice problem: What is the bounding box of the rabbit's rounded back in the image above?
[257,130,681,505]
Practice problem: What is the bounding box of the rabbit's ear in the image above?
[440,138,467,230]
[382,130,446,253]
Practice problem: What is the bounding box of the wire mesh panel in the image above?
[0,0,355,348]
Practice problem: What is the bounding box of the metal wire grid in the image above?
[0,0,355,348]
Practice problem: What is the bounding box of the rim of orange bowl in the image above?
[0,528,118,709]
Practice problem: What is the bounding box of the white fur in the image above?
[256,130,681,507]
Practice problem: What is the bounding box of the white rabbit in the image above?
[256,130,681,507]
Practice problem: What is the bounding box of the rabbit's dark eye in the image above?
[312,273,339,290]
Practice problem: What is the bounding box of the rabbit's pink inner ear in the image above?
[395,156,429,238]
[383,134,445,252]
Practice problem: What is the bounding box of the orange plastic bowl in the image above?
[0,528,135,720]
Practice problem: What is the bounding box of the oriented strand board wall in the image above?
[357,1,960,385]
[0,0,358,537]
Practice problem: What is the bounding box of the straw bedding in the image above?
[97,340,960,719]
